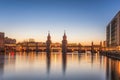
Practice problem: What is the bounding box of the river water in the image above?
[0,52,120,80]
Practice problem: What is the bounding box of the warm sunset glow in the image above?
[1,0,119,43]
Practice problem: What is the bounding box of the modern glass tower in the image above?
[106,11,120,47]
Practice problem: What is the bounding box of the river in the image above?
[0,52,120,80]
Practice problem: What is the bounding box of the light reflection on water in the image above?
[0,52,120,80]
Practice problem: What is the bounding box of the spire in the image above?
[47,31,51,40]
[91,41,93,45]
[48,31,50,36]
[64,30,65,35]
[64,30,66,36]
[63,30,67,40]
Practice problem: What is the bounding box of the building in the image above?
[103,41,106,47]
[106,11,120,48]
[0,32,5,51]
[4,37,16,51]
[4,37,16,44]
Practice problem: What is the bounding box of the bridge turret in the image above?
[63,30,67,40]
[46,31,52,53]
[91,41,94,53]
[47,31,51,40]
[62,30,67,53]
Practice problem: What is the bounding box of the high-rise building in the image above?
[106,11,120,47]
[62,31,67,53]
[0,32,5,51]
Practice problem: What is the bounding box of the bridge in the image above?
[4,42,103,53]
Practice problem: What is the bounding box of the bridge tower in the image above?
[46,31,52,53]
[91,41,94,53]
[78,43,82,53]
[62,31,67,53]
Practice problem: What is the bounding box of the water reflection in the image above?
[46,52,51,75]
[106,57,120,80]
[62,53,67,75]
[91,53,94,67]
[99,54,102,68]
[0,52,120,80]
[0,54,5,80]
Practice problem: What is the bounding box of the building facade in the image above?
[106,11,120,47]
[0,32,5,51]
[4,37,16,51]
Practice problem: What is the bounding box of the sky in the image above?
[0,0,120,44]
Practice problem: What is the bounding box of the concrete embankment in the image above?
[100,51,120,60]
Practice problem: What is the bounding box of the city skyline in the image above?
[0,0,120,44]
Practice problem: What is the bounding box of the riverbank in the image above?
[100,51,120,60]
